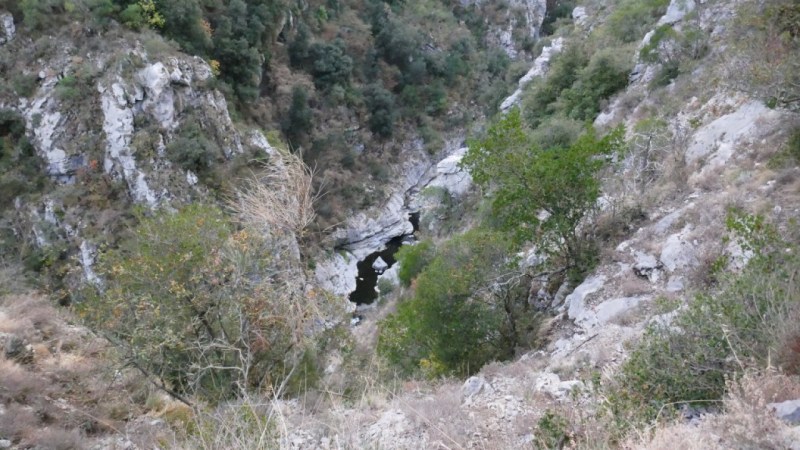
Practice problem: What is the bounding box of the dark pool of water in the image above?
[348,212,420,305]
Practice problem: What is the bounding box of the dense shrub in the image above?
[604,0,670,43]
[0,110,45,209]
[79,204,319,401]
[166,121,220,173]
[363,83,396,138]
[282,86,314,147]
[308,41,353,90]
[561,49,631,121]
[729,0,800,109]
[378,230,523,377]
[395,239,434,286]
[523,44,587,128]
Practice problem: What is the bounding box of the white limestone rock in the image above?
[500,37,565,112]
[246,130,277,158]
[572,6,588,26]
[633,251,662,282]
[425,147,472,196]
[535,372,584,399]
[372,256,389,273]
[686,101,784,169]
[338,193,415,260]
[80,240,101,285]
[0,12,14,45]
[463,376,488,398]
[314,251,358,311]
[593,296,650,325]
[660,225,698,272]
[377,264,400,291]
[658,0,696,26]
[769,399,800,425]
[566,275,606,327]
[135,62,176,130]
[100,80,158,206]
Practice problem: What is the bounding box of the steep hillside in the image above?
[1,0,799,448]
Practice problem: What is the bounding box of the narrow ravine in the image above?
[348,212,419,305]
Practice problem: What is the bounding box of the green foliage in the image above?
[608,210,800,430]
[638,24,709,89]
[605,0,670,43]
[363,84,396,139]
[534,410,570,449]
[0,110,45,209]
[540,0,576,36]
[12,74,38,98]
[561,49,631,121]
[395,239,434,286]
[730,0,800,109]
[20,0,64,30]
[308,40,353,90]
[78,205,312,400]
[788,128,800,163]
[378,230,526,377]
[462,109,624,279]
[649,60,680,88]
[523,44,588,128]
[166,121,221,174]
[288,22,312,68]
[282,86,313,147]
[530,116,584,150]
[639,25,678,63]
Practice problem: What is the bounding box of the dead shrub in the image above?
[0,359,40,403]
[633,371,800,450]
[0,403,39,442]
[26,427,86,450]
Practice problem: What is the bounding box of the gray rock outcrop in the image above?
[500,37,565,112]
[770,399,800,425]
[372,256,389,273]
[658,0,696,26]
[424,147,472,196]
[0,12,14,45]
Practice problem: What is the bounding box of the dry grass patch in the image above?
[631,371,800,449]
[0,292,168,448]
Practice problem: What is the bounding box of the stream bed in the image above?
[348,212,419,305]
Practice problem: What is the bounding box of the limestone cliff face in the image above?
[0,24,276,290]
[461,0,548,59]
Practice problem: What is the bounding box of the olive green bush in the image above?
[378,230,533,377]
[79,204,320,401]
[728,0,800,109]
[395,239,435,286]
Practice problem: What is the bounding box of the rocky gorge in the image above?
[1,0,799,447]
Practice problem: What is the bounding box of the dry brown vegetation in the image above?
[0,292,169,449]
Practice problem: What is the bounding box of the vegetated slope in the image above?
[251,0,800,447]
[0,0,549,302]
[1,0,799,447]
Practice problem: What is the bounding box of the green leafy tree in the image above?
[379,230,526,377]
[462,108,624,279]
[283,86,314,147]
[363,83,396,138]
[308,41,353,90]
